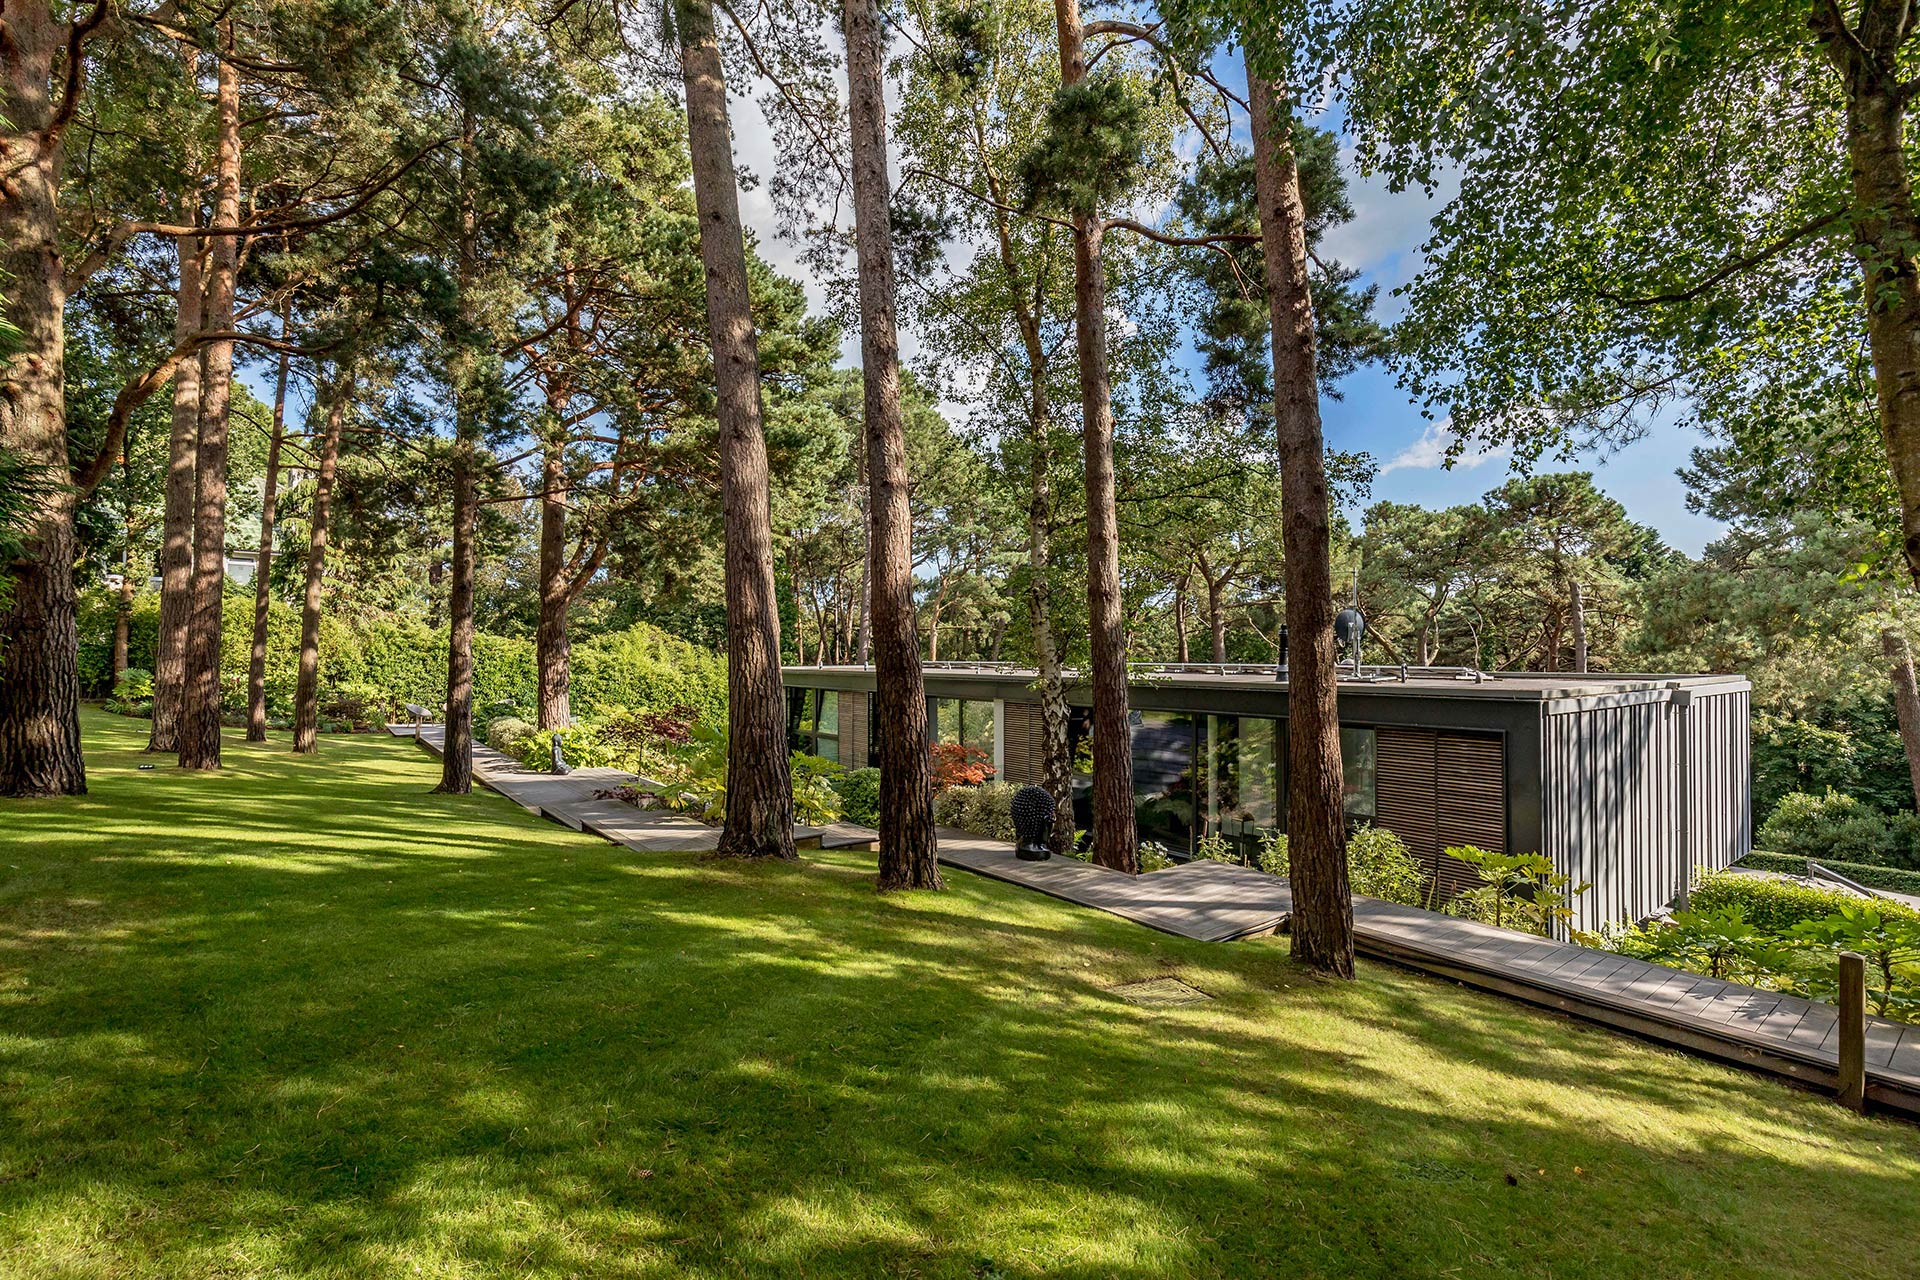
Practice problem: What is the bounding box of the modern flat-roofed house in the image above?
[784,663,1752,933]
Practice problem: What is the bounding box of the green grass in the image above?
[2,710,1917,1278]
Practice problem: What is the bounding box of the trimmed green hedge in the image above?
[1738,851,1920,898]
[75,588,727,727]
[1691,870,1919,933]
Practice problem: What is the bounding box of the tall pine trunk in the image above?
[177,33,242,772]
[113,452,134,684]
[1248,66,1353,977]
[1051,0,1136,872]
[293,376,348,754]
[1816,20,1920,588]
[246,308,292,741]
[437,103,480,796]
[844,0,939,889]
[437,437,478,791]
[0,2,85,796]
[150,95,204,754]
[676,0,795,857]
[1883,627,1920,810]
[535,426,571,730]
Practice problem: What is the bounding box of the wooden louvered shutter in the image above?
[1433,732,1506,899]
[1373,727,1506,904]
[1001,702,1042,784]
[1375,728,1438,866]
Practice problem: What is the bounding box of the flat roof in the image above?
[782,664,1751,705]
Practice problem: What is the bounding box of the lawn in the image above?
[1,711,1916,1279]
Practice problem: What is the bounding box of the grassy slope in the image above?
[1,711,1916,1280]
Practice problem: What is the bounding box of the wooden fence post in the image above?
[1837,951,1867,1114]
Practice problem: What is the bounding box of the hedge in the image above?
[1737,851,1920,898]
[75,587,727,726]
[1690,869,1919,933]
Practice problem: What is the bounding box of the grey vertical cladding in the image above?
[842,691,868,769]
[1542,685,1751,933]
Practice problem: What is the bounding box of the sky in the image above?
[725,79,1732,560]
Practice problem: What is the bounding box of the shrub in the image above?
[833,767,881,828]
[112,667,154,702]
[1139,845,1174,872]
[1640,907,1802,986]
[933,785,971,829]
[932,781,1017,841]
[930,742,994,790]
[321,680,394,727]
[1346,825,1423,905]
[1446,846,1588,936]
[1257,832,1289,877]
[1690,869,1918,933]
[1738,851,1920,897]
[1192,832,1239,865]
[592,704,700,778]
[486,717,535,756]
[790,753,845,827]
[517,724,612,773]
[1789,904,1920,1018]
[1757,789,1920,871]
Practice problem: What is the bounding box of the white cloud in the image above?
[1379,419,1511,475]
[1318,154,1460,324]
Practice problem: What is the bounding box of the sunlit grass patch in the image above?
[0,709,1915,1278]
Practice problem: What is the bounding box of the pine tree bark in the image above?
[150,112,204,754]
[437,442,477,792]
[844,0,940,889]
[0,1,86,796]
[535,426,572,731]
[176,28,242,772]
[676,0,795,857]
[437,100,481,796]
[1814,9,1920,587]
[1247,64,1353,977]
[293,377,348,754]
[1052,0,1136,872]
[1883,627,1920,810]
[113,452,134,684]
[246,308,293,741]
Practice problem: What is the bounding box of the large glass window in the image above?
[1207,716,1281,830]
[1204,715,1282,862]
[786,688,841,763]
[933,698,996,763]
[814,691,840,763]
[1341,726,1377,821]
[1133,710,1198,857]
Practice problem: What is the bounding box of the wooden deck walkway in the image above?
[401,723,874,855]
[935,833,1290,942]
[929,837,1920,1116]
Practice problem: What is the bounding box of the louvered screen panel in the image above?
[1001,701,1042,784]
[1374,727,1438,868]
[1434,732,1506,899]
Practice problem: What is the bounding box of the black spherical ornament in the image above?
[1011,785,1055,860]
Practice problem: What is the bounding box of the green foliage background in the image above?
[75,588,726,726]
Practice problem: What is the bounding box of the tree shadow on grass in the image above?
[1,715,1918,1278]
